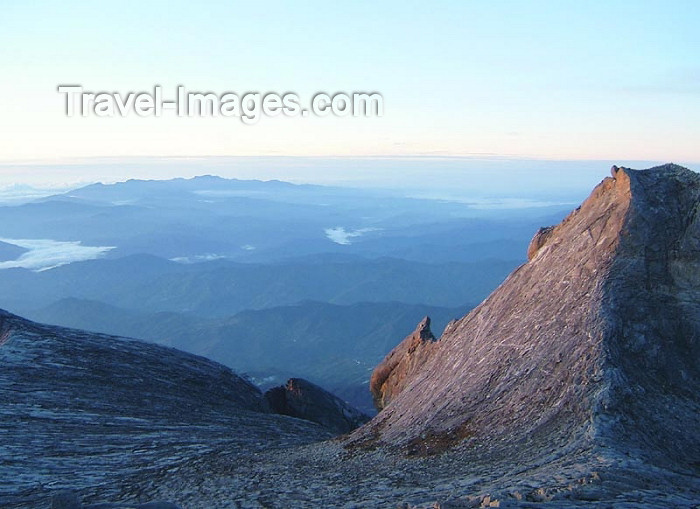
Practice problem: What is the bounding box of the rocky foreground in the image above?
[0,311,332,508]
[1,164,699,508]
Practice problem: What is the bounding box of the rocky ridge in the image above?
[350,165,700,468]
[145,164,698,508]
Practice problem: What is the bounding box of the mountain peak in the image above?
[353,164,700,475]
[414,315,433,339]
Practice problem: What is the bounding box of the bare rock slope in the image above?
[0,310,331,509]
[351,163,700,482]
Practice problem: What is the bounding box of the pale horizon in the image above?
[1,155,697,205]
[2,1,699,166]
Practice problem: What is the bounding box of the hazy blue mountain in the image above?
[0,175,572,265]
[0,254,515,317]
[0,241,26,262]
[27,298,469,414]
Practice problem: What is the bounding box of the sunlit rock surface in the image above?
[369,316,439,411]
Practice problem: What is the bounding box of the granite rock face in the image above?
[0,311,330,509]
[351,164,700,474]
[51,490,181,508]
[369,316,439,411]
[526,225,555,261]
[265,378,370,434]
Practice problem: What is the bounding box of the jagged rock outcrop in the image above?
[351,164,700,476]
[526,225,555,260]
[264,378,370,434]
[369,316,439,411]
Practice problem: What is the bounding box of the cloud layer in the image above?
[325,227,379,246]
[0,238,115,271]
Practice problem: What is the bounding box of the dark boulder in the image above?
[265,378,370,434]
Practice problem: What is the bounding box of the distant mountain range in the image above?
[25,298,469,414]
[0,254,503,315]
[0,175,567,265]
[0,174,569,413]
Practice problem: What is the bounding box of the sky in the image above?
[0,0,698,186]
